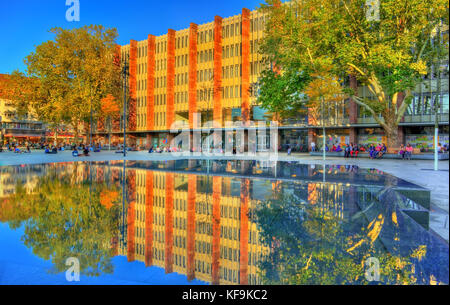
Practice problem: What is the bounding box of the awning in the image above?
[4,134,43,138]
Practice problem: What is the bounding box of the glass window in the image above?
[442,93,449,114]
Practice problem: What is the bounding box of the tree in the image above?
[257,65,311,119]
[254,184,438,284]
[5,25,121,144]
[259,0,449,148]
[100,94,121,147]
[1,165,121,277]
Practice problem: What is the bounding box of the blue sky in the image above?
[0,0,264,74]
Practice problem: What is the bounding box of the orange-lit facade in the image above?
[96,8,272,150]
[88,5,448,151]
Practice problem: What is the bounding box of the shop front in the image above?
[404,126,449,150]
[280,129,308,152]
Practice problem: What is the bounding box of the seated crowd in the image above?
[317,142,438,160]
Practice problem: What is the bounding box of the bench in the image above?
[389,147,421,154]
[310,151,449,160]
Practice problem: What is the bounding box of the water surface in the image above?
[0,160,447,285]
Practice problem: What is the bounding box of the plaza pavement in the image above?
[0,149,448,242]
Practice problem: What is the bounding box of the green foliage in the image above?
[259,0,449,145]
[257,67,311,118]
[4,166,120,277]
[8,25,121,137]
[254,185,424,285]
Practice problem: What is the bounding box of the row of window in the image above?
[156,59,167,71]
[176,54,188,67]
[250,16,267,33]
[155,76,167,88]
[176,73,188,86]
[223,43,242,59]
[198,69,213,82]
[222,22,242,40]
[131,15,265,60]
[133,246,261,284]
[175,92,188,104]
[135,42,261,77]
[138,38,258,63]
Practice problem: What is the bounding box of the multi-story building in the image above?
[92,7,449,150]
[0,74,46,145]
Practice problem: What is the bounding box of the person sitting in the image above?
[376,144,386,159]
[405,143,413,160]
[14,146,21,154]
[399,144,406,159]
[52,147,58,154]
[331,144,337,152]
[371,144,380,159]
[83,147,90,156]
[72,148,79,157]
[335,144,342,152]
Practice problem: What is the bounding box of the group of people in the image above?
[398,144,415,160]
[72,144,91,157]
[148,146,183,153]
[311,142,392,159]
[344,143,363,158]
[368,143,388,159]
[0,143,32,154]
[72,143,103,157]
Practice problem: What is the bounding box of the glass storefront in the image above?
[280,129,308,152]
[404,126,450,149]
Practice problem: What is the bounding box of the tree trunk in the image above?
[54,128,58,146]
[385,124,400,152]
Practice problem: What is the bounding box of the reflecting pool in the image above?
[0,160,448,285]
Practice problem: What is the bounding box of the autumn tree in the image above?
[259,0,449,147]
[6,25,121,143]
[100,94,121,145]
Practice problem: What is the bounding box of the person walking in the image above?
[311,141,316,152]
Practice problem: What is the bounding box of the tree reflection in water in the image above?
[0,162,447,285]
[2,163,121,277]
[254,184,440,285]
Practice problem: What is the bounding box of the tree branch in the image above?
[396,90,412,125]
[352,95,387,129]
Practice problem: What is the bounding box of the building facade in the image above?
[93,7,449,151]
[0,74,46,145]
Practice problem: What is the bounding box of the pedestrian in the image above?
[344,144,351,158]
[311,141,316,152]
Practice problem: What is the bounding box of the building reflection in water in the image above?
[120,168,268,285]
[0,161,447,285]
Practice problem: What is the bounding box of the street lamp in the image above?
[0,115,4,146]
[321,96,326,161]
[122,54,130,158]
